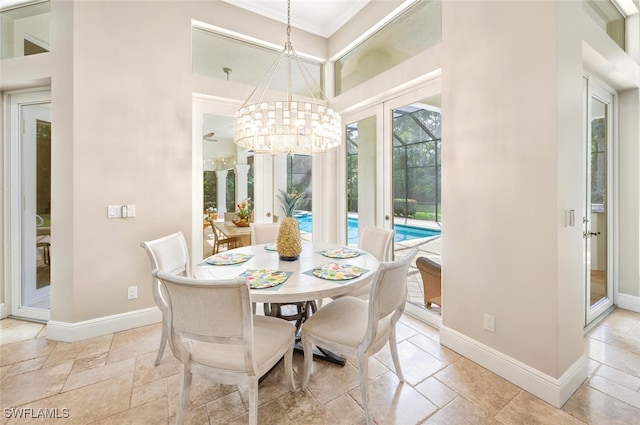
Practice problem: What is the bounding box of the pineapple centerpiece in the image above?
[276,190,304,261]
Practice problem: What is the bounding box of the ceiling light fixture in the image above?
[233,0,341,155]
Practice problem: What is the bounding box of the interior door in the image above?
[8,91,51,321]
[584,80,614,325]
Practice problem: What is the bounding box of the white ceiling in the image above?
[221,0,371,38]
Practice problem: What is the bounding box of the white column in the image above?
[273,154,288,218]
[235,164,250,204]
[216,170,228,214]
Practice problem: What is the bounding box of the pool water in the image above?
[295,214,440,244]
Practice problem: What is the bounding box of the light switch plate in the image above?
[107,205,136,218]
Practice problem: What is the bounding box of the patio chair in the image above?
[140,231,191,365]
[153,269,295,425]
[210,218,240,254]
[416,256,441,311]
[301,246,418,425]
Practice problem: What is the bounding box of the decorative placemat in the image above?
[321,247,361,259]
[264,243,278,251]
[205,252,252,266]
[240,269,291,289]
[311,263,364,281]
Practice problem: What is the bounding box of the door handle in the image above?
[583,231,601,238]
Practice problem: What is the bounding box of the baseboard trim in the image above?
[46,307,162,342]
[0,302,7,319]
[440,325,587,408]
[617,293,640,313]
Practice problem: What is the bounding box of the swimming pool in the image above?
[295,213,440,244]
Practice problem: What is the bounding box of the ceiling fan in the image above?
[203,132,218,142]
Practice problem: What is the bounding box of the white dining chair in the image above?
[337,225,395,299]
[249,222,280,245]
[301,246,418,425]
[360,225,395,262]
[249,222,308,324]
[153,269,296,425]
[140,231,191,365]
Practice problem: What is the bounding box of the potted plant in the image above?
[233,199,251,227]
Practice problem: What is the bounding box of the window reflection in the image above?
[1,1,50,60]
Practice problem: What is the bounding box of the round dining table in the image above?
[194,241,380,304]
[195,241,380,366]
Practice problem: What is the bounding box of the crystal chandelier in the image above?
[234,0,341,154]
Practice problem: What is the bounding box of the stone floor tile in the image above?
[563,384,640,425]
[374,339,446,386]
[423,396,503,425]
[0,337,56,367]
[43,334,112,368]
[349,370,438,425]
[434,358,520,416]
[495,391,586,425]
[0,321,45,345]
[1,361,73,407]
[588,375,640,409]
[415,376,458,407]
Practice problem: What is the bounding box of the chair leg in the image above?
[284,338,295,391]
[175,366,192,425]
[301,336,313,390]
[248,377,259,425]
[389,326,404,382]
[155,320,168,366]
[358,354,373,425]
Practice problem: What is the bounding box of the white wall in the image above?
[439,0,640,406]
[441,0,565,376]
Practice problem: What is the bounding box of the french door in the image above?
[584,78,615,326]
[7,90,51,321]
[341,82,443,327]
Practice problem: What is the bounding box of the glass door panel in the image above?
[585,82,614,325]
[21,103,52,313]
[345,115,378,245]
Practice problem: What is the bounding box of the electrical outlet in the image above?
[127,286,137,300]
[484,313,495,332]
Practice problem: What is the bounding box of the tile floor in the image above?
[1,308,639,424]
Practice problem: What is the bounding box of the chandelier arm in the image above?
[240,45,289,107]
[290,48,326,104]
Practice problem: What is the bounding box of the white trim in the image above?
[405,302,441,329]
[0,303,7,319]
[23,33,50,51]
[191,19,325,62]
[617,293,640,312]
[440,325,588,408]
[46,307,161,342]
[612,0,639,17]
